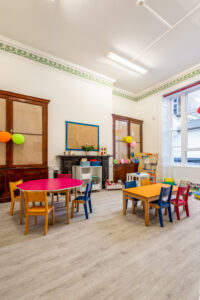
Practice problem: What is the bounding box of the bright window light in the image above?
[107,52,147,75]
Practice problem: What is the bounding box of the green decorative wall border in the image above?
[0,42,113,88]
[113,67,200,102]
[112,89,135,101]
[0,41,199,100]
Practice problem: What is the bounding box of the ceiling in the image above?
[0,0,200,93]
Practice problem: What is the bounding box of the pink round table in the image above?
[17,178,83,225]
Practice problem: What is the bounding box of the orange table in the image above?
[123,183,178,226]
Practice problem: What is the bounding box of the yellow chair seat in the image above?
[14,195,21,201]
[29,205,54,213]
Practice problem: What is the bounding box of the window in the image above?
[112,114,143,160]
[186,89,200,165]
[171,97,181,163]
[164,84,200,166]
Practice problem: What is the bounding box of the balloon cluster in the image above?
[113,152,140,165]
[0,131,25,144]
[122,135,137,149]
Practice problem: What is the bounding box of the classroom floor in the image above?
[0,190,200,300]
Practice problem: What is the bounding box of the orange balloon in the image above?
[0,131,12,143]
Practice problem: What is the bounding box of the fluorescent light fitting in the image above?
[107,52,147,74]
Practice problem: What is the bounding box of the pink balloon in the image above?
[130,140,137,148]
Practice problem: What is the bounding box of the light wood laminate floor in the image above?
[0,190,200,300]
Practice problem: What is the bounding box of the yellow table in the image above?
[123,183,178,226]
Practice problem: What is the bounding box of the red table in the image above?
[17,178,83,225]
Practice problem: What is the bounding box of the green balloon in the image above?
[12,134,25,145]
[113,159,118,165]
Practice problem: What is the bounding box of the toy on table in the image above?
[105,179,123,190]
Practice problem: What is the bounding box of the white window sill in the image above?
[170,164,200,168]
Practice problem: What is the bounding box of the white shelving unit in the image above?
[72,165,102,192]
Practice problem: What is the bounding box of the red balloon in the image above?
[197,107,200,114]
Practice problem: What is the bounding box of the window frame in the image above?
[165,83,200,166]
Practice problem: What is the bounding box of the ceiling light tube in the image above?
[107,52,147,74]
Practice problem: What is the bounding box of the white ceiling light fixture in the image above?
[136,0,172,29]
[108,52,147,75]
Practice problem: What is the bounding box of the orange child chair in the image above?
[141,178,151,186]
[171,185,190,220]
[9,180,23,223]
[24,191,55,235]
[140,178,150,210]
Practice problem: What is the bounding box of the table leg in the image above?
[144,201,150,227]
[20,191,25,225]
[123,191,127,215]
[66,190,70,224]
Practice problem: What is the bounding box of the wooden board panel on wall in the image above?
[66,122,99,150]
[130,123,140,142]
[13,135,42,165]
[0,98,6,165]
[13,101,42,134]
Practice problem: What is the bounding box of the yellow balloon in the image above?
[121,137,126,142]
[136,152,140,158]
[125,136,133,143]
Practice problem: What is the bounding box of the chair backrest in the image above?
[24,191,48,213]
[158,186,173,206]
[84,182,93,200]
[175,185,190,203]
[57,173,71,178]
[125,180,137,189]
[141,178,150,186]
[9,180,23,200]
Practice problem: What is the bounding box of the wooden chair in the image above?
[9,180,23,223]
[141,178,151,186]
[54,173,71,203]
[71,182,93,219]
[150,186,173,227]
[24,191,55,235]
[171,185,190,220]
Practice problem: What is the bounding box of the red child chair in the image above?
[56,173,71,202]
[171,185,190,220]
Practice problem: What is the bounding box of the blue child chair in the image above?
[150,186,173,227]
[71,182,93,219]
[125,180,139,212]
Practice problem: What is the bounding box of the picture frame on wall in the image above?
[65,121,99,151]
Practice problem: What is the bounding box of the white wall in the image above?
[1,48,200,183]
[0,51,114,177]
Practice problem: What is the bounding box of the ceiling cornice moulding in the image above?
[0,38,199,101]
[113,65,200,102]
[112,88,136,101]
[0,39,115,89]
